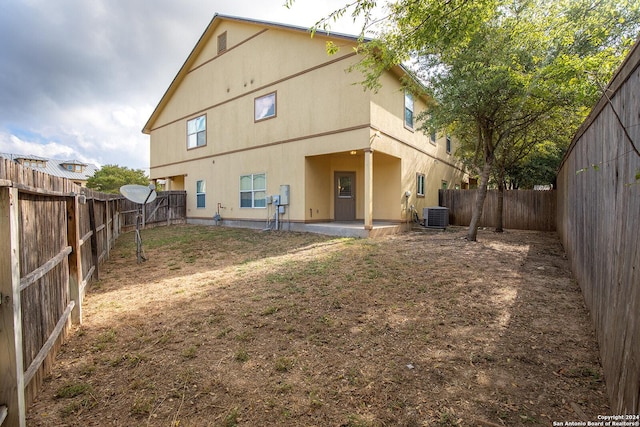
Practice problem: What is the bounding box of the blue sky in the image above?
[0,0,370,172]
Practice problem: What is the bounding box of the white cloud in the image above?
[1,132,79,161]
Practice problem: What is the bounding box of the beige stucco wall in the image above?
[150,24,368,167]
[176,128,372,221]
[305,155,332,221]
[367,71,467,213]
[148,17,468,225]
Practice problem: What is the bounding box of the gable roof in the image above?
[0,152,99,181]
[143,14,357,135]
[142,13,422,135]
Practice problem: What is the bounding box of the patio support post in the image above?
[364,148,373,230]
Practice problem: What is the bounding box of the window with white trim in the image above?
[255,92,276,121]
[240,173,266,208]
[196,180,206,208]
[417,173,425,197]
[187,115,206,149]
[404,91,414,129]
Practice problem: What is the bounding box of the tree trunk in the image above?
[467,156,494,241]
[495,180,504,232]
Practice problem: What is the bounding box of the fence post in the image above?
[113,200,120,241]
[104,200,111,260]
[88,199,100,281]
[0,187,26,427]
[66,195,83,325]
[166,193,170,226]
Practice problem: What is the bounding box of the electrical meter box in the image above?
[279,185,290,205]
[272,195,280,205]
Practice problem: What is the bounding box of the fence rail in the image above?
[119,191,187,232]
[0,158,186,426]
[439,189,556,231]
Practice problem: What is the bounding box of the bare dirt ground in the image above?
[26,225,608,426]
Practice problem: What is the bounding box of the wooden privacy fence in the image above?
[119,191,187,233]
[556,35,640,413]
[439,189,557,231]
[0,158,186,426]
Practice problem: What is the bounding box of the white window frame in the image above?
[196,180,206,208]
[417,173,425,197]
[187,115,206,149]
[254,92,276,122]
[404,90,414,129]
[240,173,266,208]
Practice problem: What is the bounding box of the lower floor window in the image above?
[240,173,266,208]
[196,180,205,208]
[417,173,425,197]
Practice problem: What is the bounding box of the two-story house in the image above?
[143,14,468,237]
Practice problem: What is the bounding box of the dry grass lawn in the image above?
[27,225,608,426]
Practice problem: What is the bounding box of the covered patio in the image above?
[304,149,403,233]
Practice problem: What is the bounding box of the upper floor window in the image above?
[430,130,437,145]
[446,135,452,154]
[417,173,425,197]
[187,115,206,149]
[23,160,46,168]
[255,92,276,122]
[240,173,266,208]
[217,32,227,54]
[63,163,83,172]
[404,91,414,129]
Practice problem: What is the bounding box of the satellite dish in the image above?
[120,184,157,204]
[120,184,157,264]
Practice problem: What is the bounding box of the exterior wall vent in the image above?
[423,207,449,229]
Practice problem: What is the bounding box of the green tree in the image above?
[289,0,639,240]
[86,164,150,194]
[506,141,565,190]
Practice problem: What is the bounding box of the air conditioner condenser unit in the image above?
[423,207,449,229]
